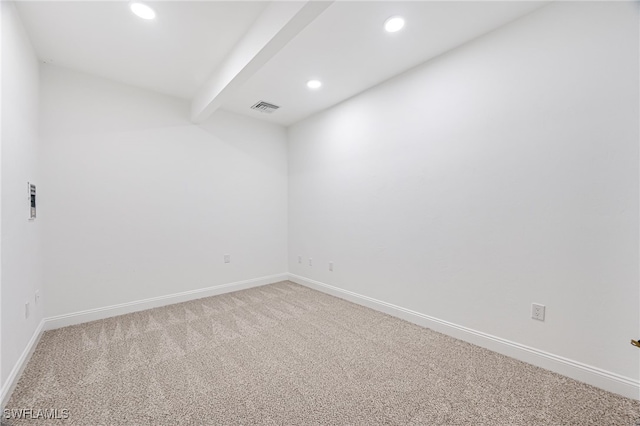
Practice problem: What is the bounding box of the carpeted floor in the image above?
[5,281,640,425]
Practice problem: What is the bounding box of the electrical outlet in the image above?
[224,254,230,264]
[297,255,302,264]
[531,303,545,321]
[25,301,30,319]
[35,290,40,305]
[329,261,333,272]
[308,258,312,266]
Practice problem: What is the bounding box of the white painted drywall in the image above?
[288,1,639,382]
[1,2,42,386]
[40,65,288,317]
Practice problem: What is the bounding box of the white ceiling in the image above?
[16,1,268,99]
[16,1,548,127]
[224,1,547,125]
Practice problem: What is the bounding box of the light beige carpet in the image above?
[5,281,640,425]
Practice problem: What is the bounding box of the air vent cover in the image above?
[251,101,280,114]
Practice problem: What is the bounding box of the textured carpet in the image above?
[5,281,640,425]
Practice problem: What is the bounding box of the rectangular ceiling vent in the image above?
[251,101,280,114]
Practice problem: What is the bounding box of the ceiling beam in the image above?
[190,1,333,123]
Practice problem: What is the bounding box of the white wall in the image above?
[40,65,288,317]
[1,1,42,386]
[289,1,639,385]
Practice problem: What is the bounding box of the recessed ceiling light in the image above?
[130,2,156,20]
[384,16,405,33]
[307,80,322,89]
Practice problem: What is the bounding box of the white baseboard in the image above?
[288,273,640,401]
[4,273,637,409]
[2,273,286,409]
[43,273,288,331]
[1,319,45,408]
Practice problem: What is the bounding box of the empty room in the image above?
[1,0,639,424]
